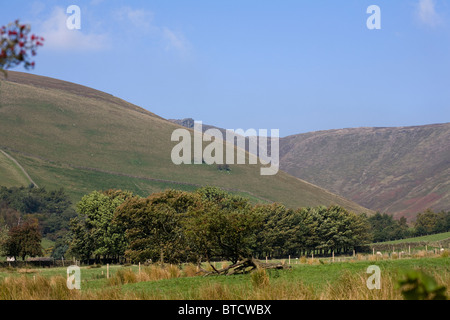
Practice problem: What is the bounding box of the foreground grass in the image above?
[0,255,449,300]
[120,256,450,300]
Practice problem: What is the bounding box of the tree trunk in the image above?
[199,258,290,276]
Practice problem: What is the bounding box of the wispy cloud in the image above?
[113,7,155,32]
[113,6,191,55]
[39,7,109,52]
[34,5,190,55]
[416,0,443,27]
[162,27,190,54]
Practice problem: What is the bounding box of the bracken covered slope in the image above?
[279,124,450,219]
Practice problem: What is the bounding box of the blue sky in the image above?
[1,0,449,136]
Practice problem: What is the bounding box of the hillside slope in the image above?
[0,149,31,187]
[279,124,450,219]
[0,71,371,214]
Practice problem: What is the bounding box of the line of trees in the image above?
[1,185,448,263]
[414,209,450,236]
[66,187,373,265]
[368,210,450,243]
[368,213,411,242]
[253,203,371,258]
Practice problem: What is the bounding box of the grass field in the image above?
[369,232,450,255]
[1,253,448,300]
[375,232,450,245]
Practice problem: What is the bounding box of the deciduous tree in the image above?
[2,218,42,260]
[115,190,197,264]
[68,190,132,262]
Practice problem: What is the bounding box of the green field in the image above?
[1,254,448,300]
[121,257,450,299]
[375,232,450,245]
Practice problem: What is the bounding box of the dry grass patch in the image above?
[0,275,79,300]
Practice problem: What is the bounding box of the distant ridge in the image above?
[171,118,450,219]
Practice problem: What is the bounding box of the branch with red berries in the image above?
[0,20,44,77]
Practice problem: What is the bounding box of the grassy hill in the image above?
[279,125,450,220]
[0,71,371,214]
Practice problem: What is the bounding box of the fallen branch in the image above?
[201,258,290,276]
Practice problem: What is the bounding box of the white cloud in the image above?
[417,0,443,26]
[39,7,109,52]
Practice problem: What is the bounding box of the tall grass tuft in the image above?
[251,268,270,288]
[108,264,184,286]
[321,270,402,300]
[108,268,138,286]
[182,264,199,277]
[167,264,181,279]
[0,275,79,300]
[197,283,237,300]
